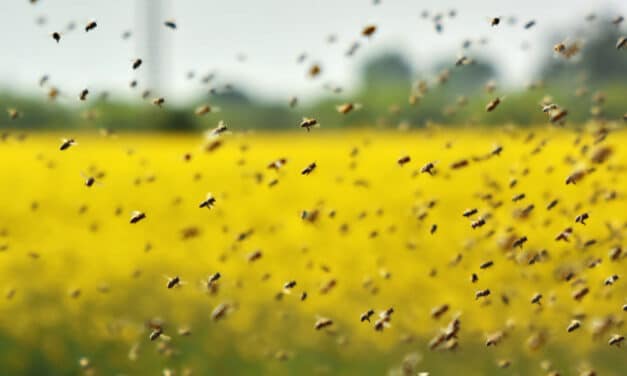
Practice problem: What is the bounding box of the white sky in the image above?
[0,0,625,104]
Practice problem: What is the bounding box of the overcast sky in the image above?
[0,0,625,103]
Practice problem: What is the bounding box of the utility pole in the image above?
[136,0,167,95]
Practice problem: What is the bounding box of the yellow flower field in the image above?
[0,127,625,375]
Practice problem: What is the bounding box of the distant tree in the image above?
[361,52,413,88]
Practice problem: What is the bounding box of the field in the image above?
[0,127,625,375]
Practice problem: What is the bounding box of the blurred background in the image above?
[1,0,626,131]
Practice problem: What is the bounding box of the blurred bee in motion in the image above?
[361,25,377,37]
[199,193,216,209]
[336,102,361,114]
[512,236,528,249]
[211,303,232,321]
[485,97,501,112]
[308,64,321,78]
[300,117,318,132]
[166,275,183,289]
[608,334,624,346]
[360,309,375,322]
[85,20,97,32]
[301,162,317,175]
[247,249,262,262]
[475,289,490,299]
[397,155,411,166]
[132,58,143,70]
[490,17,500,26]
[7,108,20,120]
[421,162,436,175]
[79,89,89,101]
[59,138,76,151]
[129,210,146,224]
[575,212,589,225]
[51,32,61,43]
[164,20,177,29]
[314,317,333,330]
[209,121,228,136]
[152,97,165,107]
[616,37,626,50]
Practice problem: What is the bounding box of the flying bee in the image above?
[546,199,559,210]
[550,109,568,123]
[421,162,436,175]
[308,64,321,78]
[604,274,619,286]
[267,158,287,170]
[206,272,221,287]
[567,320,581,332]
[288,96,298,108]
[149,327,164,341]
[613,16,624,25]
[463,208,478,217]
[361,25,377,37]
[608,246,622,261]
[360,309,375,322]
[132,58,143,70]
[450,159,469,169]
[85,20,97,32]
[479,260,493,269]
[554,42,566,53]
[471,273,478,283]
[59,138,76,151]
[51,31,61,43]
[79,89,89,101]
[301,162,317,175]
[247,249,262,262]
[166,276,181,289]
[430,224,437,234]
[336,102,361,114]
[572,286,589,301]
[475,289,491,299]
[211,303,231,321]
[314,317,333,330]
[152,97,165,107]
[542,103,558,113]
[616,37,626,50]
[209,120,228,136]
[431,304,449,319]
[195,104,219,116]
[300,292,307,301]
[491,145,503,156]
[565,169,587,184]
[397,155,411,166]
[575,212,589,225]
[199,193,216,209]
[129,210,146,224]
[555,227,572,242]
[524,20,536,29]
[531,293,542,305]
[300,117,318,131]
[283,280,297,290]
[608,334,624,346]
[485,97,501,112]
[490,17,500,26]
[512,193,525,202]
[7,108,20,120]
[512,236,528,249]
[164,19,177,29]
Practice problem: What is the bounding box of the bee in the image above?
[79,89,89,101]
[51,32,61,43]
[199,193,216,209]
[247,249,262,262]
[283,280,297,290]
[546,199,559,210]
[616,37,626,50]
[166,276,181,289]
[164,20,177,29]
[362,25,377,37]
[132,58,143,70]
[336,102,360,114]
[613,16,624,25]
[210,121,228,136]
[554,43,566,53]
[288,96,298,108]
[84,175,96,187]
[397,155,411,166]
[485,331,504,346]
[450,159,469,169]
[462,208,478,217]
[608,246,622,261]
[490,17,500,26]
[512,236,528,249]
[421,162,436,175]
[211,303,231,321]
[531,293,542,305]
[374,308,394,331]
[524,20,536,29]
[565,319,581,333]
[475,289,490,299]
[267,158,287,170]
[572,286,589,301]
[7,108,20,120]
[59,138,76,151]
[301,162,317,175]
[575,212,589,225]
[555,227,572,242]
[129,210,146,224]
[491,145,503,156]
[314,317,333,330]
[471,273,478,283]
[512,193,525,202]
[430,224,437,234]
[565,169,587,184]
[550,109,568,123]
[455,55,472,66]
[479,260,493,269]
[152,97,165,107]
[85,20,97,32]
[485,97,501,112]
[308,64,321,78]
[300,117,318,132]
[194,104,218,116]
[608,334,624,346]
[360,309,375,322]
[300,292,307,301]
[542,103,558,113]
[604,274,619,286]
[430,304,449,319]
